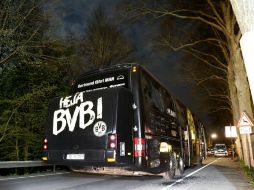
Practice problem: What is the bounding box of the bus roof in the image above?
[75,63,135,81]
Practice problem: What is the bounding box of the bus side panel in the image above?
[130,67,145,168]
[115,88,134,165]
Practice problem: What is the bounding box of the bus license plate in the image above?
[66,154,85,160]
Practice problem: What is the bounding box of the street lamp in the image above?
[210,133,217,147]
[211,133,217,139]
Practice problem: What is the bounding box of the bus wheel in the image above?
[178,157,184,175]
[163,154,176,180]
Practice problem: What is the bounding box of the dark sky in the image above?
[45,0,217,132]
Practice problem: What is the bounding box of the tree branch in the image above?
[209,106,232,113]
[196,75,228,86]
[13,5,37,33]
[161,37,227,51]
[182,48,227,73]
[207,0,224,26]
[141,8,226,34]
[1,0,11,30]
[0,24,41,65]
[0,108,18,143]
[190,47,227,68]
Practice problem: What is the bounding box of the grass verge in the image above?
[240,160,254,186]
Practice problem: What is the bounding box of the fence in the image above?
[0,161,56,172]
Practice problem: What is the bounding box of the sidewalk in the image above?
[203,157,254,190]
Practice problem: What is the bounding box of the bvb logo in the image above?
[93,121,107,137]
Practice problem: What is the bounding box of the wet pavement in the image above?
[163,157,254,190]
[0,157,253,190]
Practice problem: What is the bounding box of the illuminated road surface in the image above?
[0,158,252,190]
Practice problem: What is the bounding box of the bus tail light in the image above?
[133,137,145,157]
[43,138,48,150]
[108,134,117,149]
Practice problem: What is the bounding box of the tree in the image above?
[230,0,254,105]
[0,0,71,161]
[157,15,231,118]
[125,0,253,165]
[81,6,133,69]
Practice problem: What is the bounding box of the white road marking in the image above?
[0,172,70,181]
[161,158,220,190]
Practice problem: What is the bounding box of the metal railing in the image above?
[0,161,56,172]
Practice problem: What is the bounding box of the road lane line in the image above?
[0,172,70,181]
[161,158,220,190]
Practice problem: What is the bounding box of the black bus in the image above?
[43,64,206,179]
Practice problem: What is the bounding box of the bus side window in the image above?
[141,73,153,110]
[150,83,165,113]
[161,90,176,117]
[161,89,179,137]
[141,71,164,113]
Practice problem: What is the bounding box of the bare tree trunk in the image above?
[24,141,28,161]
[228,61,244,159]
[231,39,254,167]
[230,0,254,104]
[228,63,240,123]
[233,45,253,119]
[15,138,19,160]
[15,138,19,174]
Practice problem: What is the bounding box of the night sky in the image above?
[45,0,223,138]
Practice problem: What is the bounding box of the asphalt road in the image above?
[0,157,253,190]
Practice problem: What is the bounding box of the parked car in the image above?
[214,144,228,157]
[207,149,214,156]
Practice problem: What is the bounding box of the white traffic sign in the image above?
[225,126,237,137]
[237,112,254,127]
[240,126,252,134]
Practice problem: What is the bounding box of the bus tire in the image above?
[163,154,176,180]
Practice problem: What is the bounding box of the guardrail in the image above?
[0,161,56,172]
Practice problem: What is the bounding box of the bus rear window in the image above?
[72,69,130,93]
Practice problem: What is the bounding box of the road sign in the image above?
[240,126,252,134]
[238,112,254,127]
[225,126,237,137]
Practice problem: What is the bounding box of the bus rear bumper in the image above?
[43,150,139,168]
